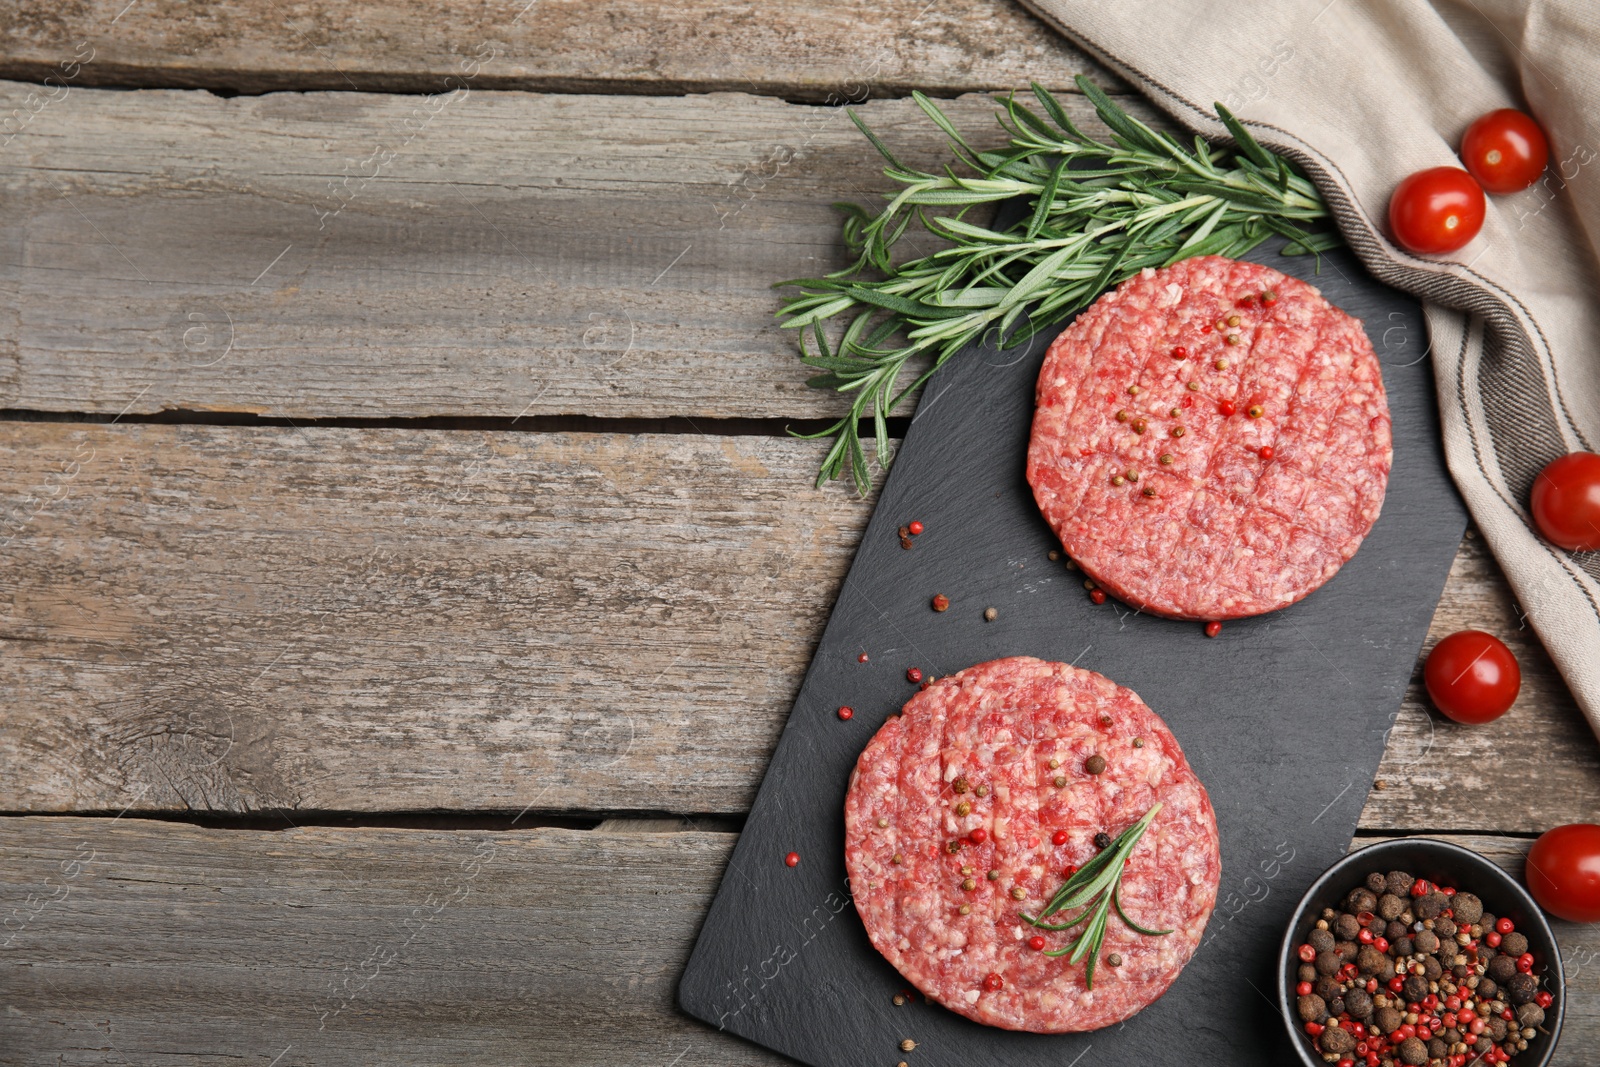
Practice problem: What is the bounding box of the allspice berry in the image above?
[1504,972,1538,1005]
[1398,1035,1428,1065]
[1085,754,1107,775]
[1321,1025,1356,1056]
[1296,993,1328,1023]
[1451,892,1484,925]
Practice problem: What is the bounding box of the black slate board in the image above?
[679,239,1467,1066]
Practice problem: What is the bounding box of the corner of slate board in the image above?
[679,238,1468,1067]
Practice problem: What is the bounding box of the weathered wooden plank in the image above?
[0,420,874,814]
[0,819,784,1065]
[3,421,1597,825]
[0,83,1044,420]
[1358,531,1600,834]
[0,819,1593,1063]
[0,0,1105,98]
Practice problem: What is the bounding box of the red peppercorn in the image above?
[1298,943,1317,963]
[1357,928,1373,944]
[858,653,869,663]
[785,851,800,867]
[1495,917,1514,934]
[1305,1022,1324,1037]
[1218,399,1237,416]
[1171,345,1188,360]
[1388,977,1405,993]
[1517,952,1534,973]
[1051,829,1068,846]
[1027,935,1046,951]
[1297,980,1313,996]
[907,520,924,536]
[1236,296,1256,309]
[1337,1059,1354,1067]
[1536,990,1554,1008]
[1204,620,1222,638]
[837,706,854,721]
[1089,589,1107,605]
[906,667,922,683]
[1064,864,1078,876]
[1365,979,1378,993]
[1422,994,1437,1010]
[1441,885,1456,896]
[1457,1007,1476,1025]
[1259,445,1275,460]
[1411,879,1430,897]
[981,973,1003,992]
[1373,937,1388,953]
[968,828,988,844]
[1485,931,1501,948]
[1416,1025,1432,1042]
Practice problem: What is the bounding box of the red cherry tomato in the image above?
[1461,109,1549,194]
[1389,167,1486,254]
[1531,451,1600,551]
[1423,630,1520,724]
[1526,823,1600,922]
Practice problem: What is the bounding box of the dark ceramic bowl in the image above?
[1278,838,1565,1067]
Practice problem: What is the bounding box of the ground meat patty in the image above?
[1026,255,1391,619]
[843,656,1220,1032]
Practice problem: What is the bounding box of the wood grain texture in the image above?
[0,819,785,1065]
[0,82,1061,421]
[0,420,873,815]
[1,420,1597,827]
[0,819,1592,1064]
[1358,531,1600,833]
[0,0,1105,98]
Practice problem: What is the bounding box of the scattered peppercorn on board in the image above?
[680,236,1468,1065]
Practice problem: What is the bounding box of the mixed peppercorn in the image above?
[1295,869,1555,1067]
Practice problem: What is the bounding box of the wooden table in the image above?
[1,2,1596,1061]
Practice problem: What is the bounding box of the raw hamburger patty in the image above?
[842,657,1220,1032]
[1026,255,1391,619]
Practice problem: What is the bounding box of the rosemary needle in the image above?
[1020,802,1173,990]
[776,75,1340,493]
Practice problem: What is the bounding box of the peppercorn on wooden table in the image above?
[0,2,1596,1062]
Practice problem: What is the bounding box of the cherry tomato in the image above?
[1423,630,1520,724]
[1526,823,1600,922]
[1389,167,1486,254]
[1531,451,1600,551]
[1461,109,1549,194]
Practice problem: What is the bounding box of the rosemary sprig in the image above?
[777,75,1340,493]
[1019,803,1172,989]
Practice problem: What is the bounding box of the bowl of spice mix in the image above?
[1278,838,1564,1067]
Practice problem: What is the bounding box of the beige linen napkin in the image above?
[1015,0,1600,738]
